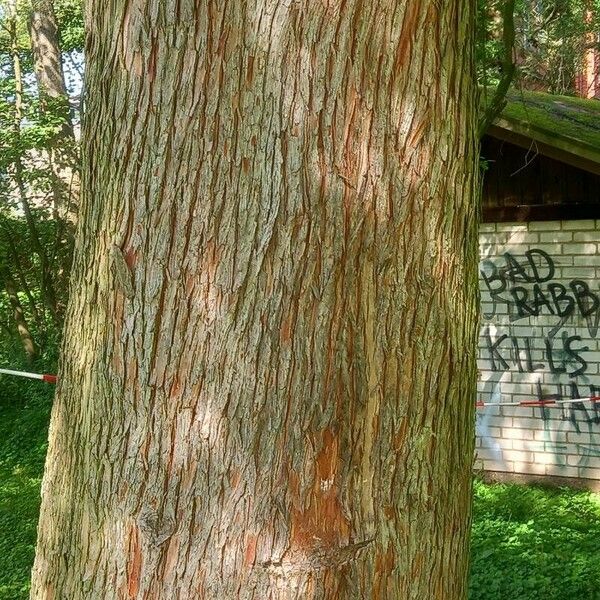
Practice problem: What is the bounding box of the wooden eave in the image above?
[488,117,600,177]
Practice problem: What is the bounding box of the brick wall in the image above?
[477,219,600,481]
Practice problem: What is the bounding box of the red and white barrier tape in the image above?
[476,396,600,409]
[0,368,57,384]
[0,368,597,406]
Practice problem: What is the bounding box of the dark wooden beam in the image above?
[483,204,600,223]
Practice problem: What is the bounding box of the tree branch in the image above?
[479,0,517,138]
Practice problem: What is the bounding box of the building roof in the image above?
[489,90,600,176]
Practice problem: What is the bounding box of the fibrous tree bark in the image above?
[32,2,480,599]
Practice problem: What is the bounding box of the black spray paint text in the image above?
[481,249,599,320]
[485,327,588,376]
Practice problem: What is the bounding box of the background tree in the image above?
[516,0,600,94]
[28,0,80,223]
[479,0,600,96]
[31,1,480,599]
[0,0,82,364]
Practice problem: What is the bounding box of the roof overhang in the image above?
[488,117,600,176]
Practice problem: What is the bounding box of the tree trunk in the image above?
[29,0,80,234]
[2,267,37,361]
[28,0,72,127]
[1,222,43,329]
[8,0,62,323]
[31,2,480,599]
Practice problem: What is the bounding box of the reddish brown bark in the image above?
[31,2,480,598]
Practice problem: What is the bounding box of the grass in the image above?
[470,480,600,600]
[0,381,52,600]
[1,389,599,599]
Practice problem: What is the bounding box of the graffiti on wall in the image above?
[481,248,599,377]
[479,247,600,469]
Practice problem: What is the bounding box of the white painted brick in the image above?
[477,409,503,421]
[476,218,600,481]
[509,372,544,384]
[567,243,597,255]
[497,223,528,232]
[475,448,505,461]
[479,223,496,232]
[477,435,501,450]
[534,452,566,465]
[562,220,596,230]
[502,428,534,441]
[567,455,585,467]
[531,243,562,254]
[479,426,502,438]
[480,233,510,245]
[509,417,545,429]
[503,449,534,462]
[540,231,573,242]
[577,454,600,469]
[573,231,600,242]
[528,221,562,231]
[567,431,600,444]
[555,256,574,266]
[514,461,546,475]
[505,232,541,245]
[520,440,564,453]
[534,430,552,441]
[478,368,508,380]
[495,382,534,394]
[505,407,535,419]
[573,255,600,266]
[546,465,579,478]
[554,443,582,456]
[482,459,514,473]
[509,325,538,337]
[579,467,600,479]
[482,416,512,428]
[559,268,591,278]
[517,438,540,449]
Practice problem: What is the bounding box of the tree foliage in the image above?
[0,0,82,363]
[479,0,600,95]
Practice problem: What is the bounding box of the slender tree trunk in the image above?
[8,0,61,322]
[1,267,37,361]
[32,2,480,599]
[28,0,72,123]
[14,165,61,322]
[28,0,80,227]
[1,223,43,328]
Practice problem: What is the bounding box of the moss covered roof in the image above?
[499,90,600,151]
[485,90,600,173]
